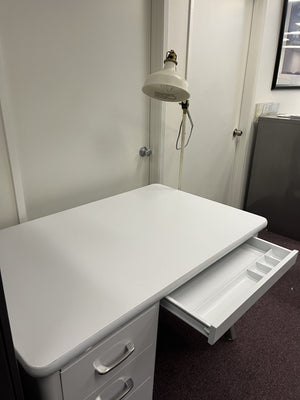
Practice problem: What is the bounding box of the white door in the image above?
[0,0,151,221]
[182,0,253,205]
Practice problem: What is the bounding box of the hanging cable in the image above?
[176,106,194,150]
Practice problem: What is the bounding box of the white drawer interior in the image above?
[162,237,298,345]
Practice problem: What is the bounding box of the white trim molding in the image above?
[149,0,169,184]
[0,41,27,223]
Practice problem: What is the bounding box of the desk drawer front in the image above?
[61,304,158,400]
[85,348,154,400]
[163,237,298,344]
[125,377,153,400]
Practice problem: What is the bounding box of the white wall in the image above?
[0,0,151,223]
[1,0,299,230]
[255,0,300,113]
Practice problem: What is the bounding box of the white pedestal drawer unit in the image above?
[0,184,297,400]
[61,305,158,400]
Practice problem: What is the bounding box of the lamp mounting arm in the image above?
[164,50,178,65]
[176,101,194,150]
[180,100,189,114]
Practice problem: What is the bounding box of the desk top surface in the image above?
[0,185,266,376]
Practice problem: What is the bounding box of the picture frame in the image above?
[272,0,300,89]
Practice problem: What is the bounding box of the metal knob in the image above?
[139,146,152,157]
[233,129,243,137]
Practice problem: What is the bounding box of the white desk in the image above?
[0,185,297,400]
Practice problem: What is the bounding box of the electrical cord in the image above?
[176,109,194,150]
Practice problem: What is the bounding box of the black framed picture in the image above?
[272,0,300,89]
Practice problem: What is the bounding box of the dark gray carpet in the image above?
[153,230,300,400]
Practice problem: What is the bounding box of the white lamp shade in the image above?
[142,61,190,102]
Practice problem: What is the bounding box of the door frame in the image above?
[149,0,168,184]
[0,43,27,223]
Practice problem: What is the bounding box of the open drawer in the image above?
[161,237,298,345]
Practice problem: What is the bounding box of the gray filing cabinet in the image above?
[245,115,300,240]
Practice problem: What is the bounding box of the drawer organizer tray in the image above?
[162,237,298,345]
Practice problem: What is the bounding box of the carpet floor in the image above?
[153,230,300,400]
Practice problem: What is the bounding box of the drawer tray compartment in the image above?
[162,237,298,345]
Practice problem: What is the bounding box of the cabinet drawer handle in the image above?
[93,342,135,374]
[95,378,134,400]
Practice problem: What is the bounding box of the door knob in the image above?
[139,146,152,157]
[233,129,243,137]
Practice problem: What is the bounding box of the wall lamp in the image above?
[142,50,193,190]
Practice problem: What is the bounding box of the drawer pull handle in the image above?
[95,378,134,400]
[113,378,134,400]
[93,342,135,374]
